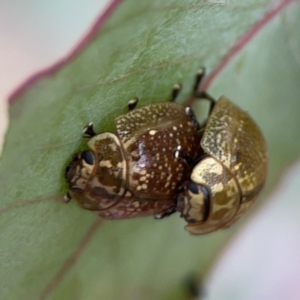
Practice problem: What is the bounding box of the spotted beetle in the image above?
[64,69,268,234]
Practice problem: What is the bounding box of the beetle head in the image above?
[65,150,96,194]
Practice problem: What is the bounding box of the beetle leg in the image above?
[171,83,182,102]
[190,153,209,166]
[185,106,200,130]
[174,145,194,165]
[83,122,96,138]
[193,91,216,114]
[128,97,139,110]
[193,68,206,92]
[63,191,72,203]
[154,206,177,219]
[191,68,216,114]
[175,146,207,167]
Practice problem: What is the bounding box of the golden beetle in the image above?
[64,69,268,234]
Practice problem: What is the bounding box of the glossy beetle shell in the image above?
[65,102,203,220]
[65,67,269,235]
[177,96,268,235]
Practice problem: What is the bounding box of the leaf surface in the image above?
[1,1,299,299]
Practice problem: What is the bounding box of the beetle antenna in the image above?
[193,91,216,114]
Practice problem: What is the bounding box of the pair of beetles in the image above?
[64,69,268,235]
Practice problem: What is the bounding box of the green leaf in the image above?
[1,1,300,299]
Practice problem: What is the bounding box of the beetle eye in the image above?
[187,182,199,194]
[65,165,71,174]
[70,187,83,193]
[81,151,94,165]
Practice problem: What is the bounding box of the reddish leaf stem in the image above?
[199,0,298,92]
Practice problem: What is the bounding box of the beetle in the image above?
[64,68,268,234]
[64,77,204,220]
[175,95,268,235]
